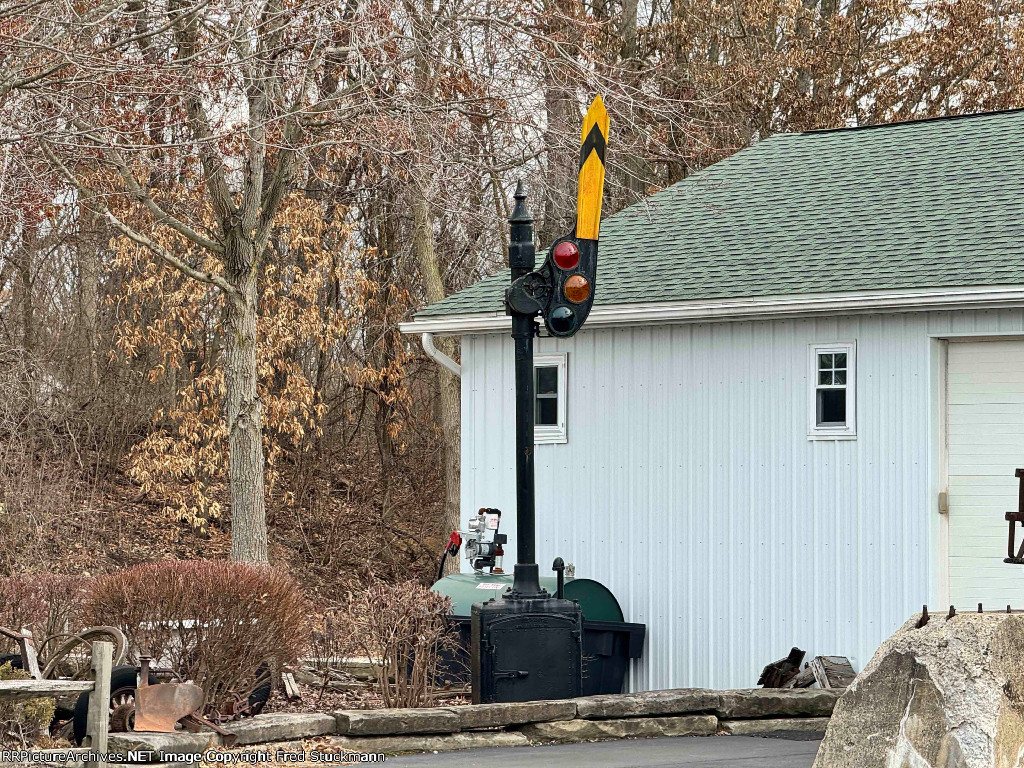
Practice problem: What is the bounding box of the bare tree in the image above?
[29,0,399,562]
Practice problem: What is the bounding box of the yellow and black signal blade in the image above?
[576,95,609,241]
[533,94,608,338]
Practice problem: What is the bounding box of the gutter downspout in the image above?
[422,332,461,377]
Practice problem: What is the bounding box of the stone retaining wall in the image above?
[99,688,842,761]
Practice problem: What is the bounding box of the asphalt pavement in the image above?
[382,735,821,767]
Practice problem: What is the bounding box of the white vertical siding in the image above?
[459,308,1024,691]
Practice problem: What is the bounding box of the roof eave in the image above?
[399,284,1024,335]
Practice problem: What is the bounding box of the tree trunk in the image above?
[541,77,576,245]
[411,192,461,573]
[224,254,268,563]
[620,0,639,60]
[16,226,35,359]
[78,202,102,388]
[540,0,578,245]
[408,31,461,572]
[795,0,819,102]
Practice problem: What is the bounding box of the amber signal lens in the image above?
[564,275,591,303]
[553,241,580,270]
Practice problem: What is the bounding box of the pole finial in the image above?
[510,180,532,224]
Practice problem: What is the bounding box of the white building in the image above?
[401,109,1024,690]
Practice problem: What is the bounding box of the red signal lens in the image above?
[553,241,580,270]
[564,275,591,303]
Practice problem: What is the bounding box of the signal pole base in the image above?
[506,563,548,600]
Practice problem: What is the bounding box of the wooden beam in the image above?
[84,641,112,756]
[809,655,856,689]
[19,628,41,680]
[0,680,93,700]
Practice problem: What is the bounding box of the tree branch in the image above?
[63,117,224,254]
[104,212,239,297]
[38,139,239,299]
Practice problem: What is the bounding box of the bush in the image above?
[335,580,456,708]
[0,574,85,653]
[0,662,55,747]
[81,561,310,716]
[308,608,346,675]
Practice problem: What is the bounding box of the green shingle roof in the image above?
[418,109,1024,318]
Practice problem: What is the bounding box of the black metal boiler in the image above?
[471,559,582,703]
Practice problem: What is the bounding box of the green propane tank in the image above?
[431,571,624,623]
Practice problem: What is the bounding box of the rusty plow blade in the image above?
[134,681,204,733]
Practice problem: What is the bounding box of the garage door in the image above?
[948,339,1024,608]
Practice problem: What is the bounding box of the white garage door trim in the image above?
[943,336,1024,610]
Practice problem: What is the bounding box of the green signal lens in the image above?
[549,306,576,334]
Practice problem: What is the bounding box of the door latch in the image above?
[493,669,529,680]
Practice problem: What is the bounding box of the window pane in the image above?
[818,353,833,369]
[818,370,833,385]
[536,366,558,395]
[536,396,558,426]
[817,389,846,425]
[834,370,847,385]
[834,353,847,368]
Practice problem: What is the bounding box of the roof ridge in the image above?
[414,107,1024,320]
[800,107,1024,136]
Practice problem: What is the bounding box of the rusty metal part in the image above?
[915,606,929,628]
[1006,511,1024,564]
[1005,469,1024,564]
[41,627,127,680]
[133,658,204,733]
[181,713,238,747]
[109,702,136,732]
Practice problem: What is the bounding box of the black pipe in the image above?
[506,182,545,599]
[553,557,565,599]
[436,549,450,584]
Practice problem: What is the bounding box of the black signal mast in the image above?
[504,95,609,598]
[471,95,609,705]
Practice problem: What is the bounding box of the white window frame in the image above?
[534,353,567,444]
[808,342,857,440]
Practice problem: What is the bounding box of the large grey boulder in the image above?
[814,612,1024,768]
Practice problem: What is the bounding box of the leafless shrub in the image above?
[335,580,457,709]
[0,574,85,654]
[81,560,311,716]
[308,608,348,675]
[0,350,105,575]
